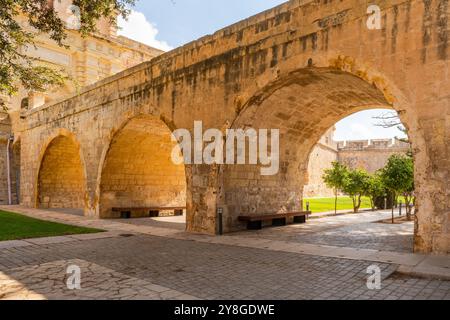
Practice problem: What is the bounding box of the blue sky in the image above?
[118,1,407,141]
[119,0,287,49]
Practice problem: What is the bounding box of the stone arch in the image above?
[219,65,425,236]
[36,130,88,211]
[97,114,188,219]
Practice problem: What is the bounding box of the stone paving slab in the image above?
[25,236,75,245]
[365,252,427,266]
[0,240,33,249]
[397,255,450,280]
[67,231,121,241]
[421,255,450,269]
[0,259,200,300]
[397,265,450,281]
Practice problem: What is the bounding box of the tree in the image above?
[0,0,136,109]
[342,169,370,213]
[322,162,349,215]
[365,172,385,211]
[373,111,410,143]
[381,154,415,221]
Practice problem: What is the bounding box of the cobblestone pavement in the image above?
[121,215,186,231]
[0,258,198,300]
[232,211,414,253]
[0,234,449,300]
[0,207,448,300]
[113,210,414,253]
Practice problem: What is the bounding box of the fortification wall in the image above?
[304,137,411,198]
[337,139,411,173]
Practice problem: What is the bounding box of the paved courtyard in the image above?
[0,207,448,300]
[233,210,415,253]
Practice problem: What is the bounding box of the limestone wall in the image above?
[303,128,338,198]
[37,136,85,209]
[99,116,186,218]
[338,139,411,173]
[16,0,450,253]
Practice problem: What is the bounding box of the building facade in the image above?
[0,1,163,204]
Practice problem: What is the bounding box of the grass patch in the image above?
[303,196,409,214]
[0,210,104,241]
[303,197,372,213]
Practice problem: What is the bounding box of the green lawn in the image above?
[0,210,104,241]
[303,196,410,214]
[303,197,373,214]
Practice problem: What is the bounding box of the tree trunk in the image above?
[356,195,362,213]
[335,190,338,215]
[391,192,395,224]
[352,197,358,213]
[370,197,375,211]
[405,195,412,221]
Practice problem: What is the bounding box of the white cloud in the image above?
[350,123,374,140]
[333,109,408,141]
[118,10,173,52]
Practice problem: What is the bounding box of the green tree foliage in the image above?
[322,161,349,215]
[321,155,415,219]
[381,154,415,221]
[0,0,135,109]
[342,169,370,213]
[365,172,385,211]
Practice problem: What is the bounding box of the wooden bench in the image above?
[112,207,186,219]
[238,211,311,230]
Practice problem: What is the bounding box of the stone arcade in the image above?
[6,0,450,254]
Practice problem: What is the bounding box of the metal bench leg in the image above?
[120,211,131,219]
[293,216,306,224]
[272,218,287,227]
[247,221,262,230]
[149,210,160,217]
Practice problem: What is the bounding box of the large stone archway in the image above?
[97,115,187,219]
[219,67,397,232]
[36,134,87,210]
[18,0,449,253]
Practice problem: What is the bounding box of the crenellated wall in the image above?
[338,138,411,173]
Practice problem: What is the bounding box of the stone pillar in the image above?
[413,115,450,254]
[185,164,219,235]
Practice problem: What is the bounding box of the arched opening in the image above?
[304,109,411,198]
[221,67,417,238]
[299,109,415,252]
[37,135,86,212]
[99,115,187,221]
